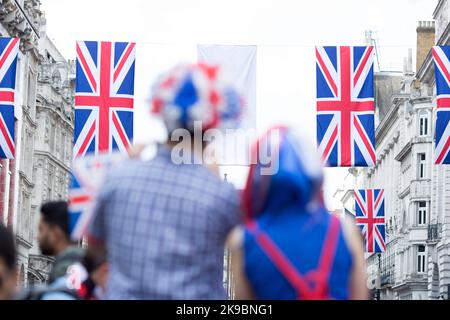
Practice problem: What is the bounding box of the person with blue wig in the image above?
[228,126,368,300]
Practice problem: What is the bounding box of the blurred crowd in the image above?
[0,63,368,300]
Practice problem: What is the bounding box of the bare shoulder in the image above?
[227,226,245,251]
[340,217,364,254]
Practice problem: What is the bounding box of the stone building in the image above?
[333,0,450,300]
[419,0,450,300]
[0,0,73,286]
[26,36,74,285]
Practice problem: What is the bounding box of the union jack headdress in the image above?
[150,62,244,133]
[242,126,324,221]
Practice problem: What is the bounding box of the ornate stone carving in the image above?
[0,0,43,54]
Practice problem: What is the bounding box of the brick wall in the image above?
[416,21,436,72]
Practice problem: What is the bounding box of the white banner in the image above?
[197,45,257,173]
[197,45,257,130]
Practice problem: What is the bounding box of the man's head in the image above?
[0,224,17,300]
[38,201,71,256]
[82,251,108,292]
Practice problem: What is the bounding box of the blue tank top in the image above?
[244,208,353,300]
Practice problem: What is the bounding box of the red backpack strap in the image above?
[312,214,341,297]
[246,221,314,299]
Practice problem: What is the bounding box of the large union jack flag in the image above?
[316,46,376,167]
[74,41,136,157]
[0,38,19,159]
[355,189,386,253]
[432,46,450,164]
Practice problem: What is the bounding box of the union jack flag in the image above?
[354,189,386,253]
[432,46,450,164]
[68,152,125,240]
[316,46,376,167]
[68,172,93,241]
[0,38,19,159]
[74,41,136,157]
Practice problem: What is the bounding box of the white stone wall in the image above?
[0,0,74,285]
[333,70,434,299]
[334,0,450,298]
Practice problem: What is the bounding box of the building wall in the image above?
[0,0,74,286]
[27,36,74,282]
[332,70,435,299]
[416,22,435,72]
[332,1,450,299]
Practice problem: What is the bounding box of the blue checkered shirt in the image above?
[89,145,241,299]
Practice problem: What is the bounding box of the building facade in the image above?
[332,0,450,300]
[420,0,450,300]
[26,36,74,285]
[0,0,73,286]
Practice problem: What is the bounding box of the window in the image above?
[417,202,427,226]
[401,294,413,300]
[27,70,37,112]
[417,245,426,273]
[47,166,54,200]
[61,132,66,161]
[419,113,429,136]
[49,122,56,153]
[418,153,426,179]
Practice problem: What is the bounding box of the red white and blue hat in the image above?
[150,62,244,133]
[242,126,325,221]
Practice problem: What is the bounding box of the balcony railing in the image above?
[381,271,395,287]
[410,179,431,200]
[428,223,442,242]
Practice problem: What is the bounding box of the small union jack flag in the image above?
[432,46,450,164]
[74,41,136,157]
[355,189,386,253]
[0,38,19,159]
[68,172,93,241]
[316,46,376,167]
[68,152,125,240]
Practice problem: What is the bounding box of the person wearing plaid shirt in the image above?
[87,63,243,299]
[88,144,240,299]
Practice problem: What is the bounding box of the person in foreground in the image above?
[229,126,368,300]
[87,63,243,299]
